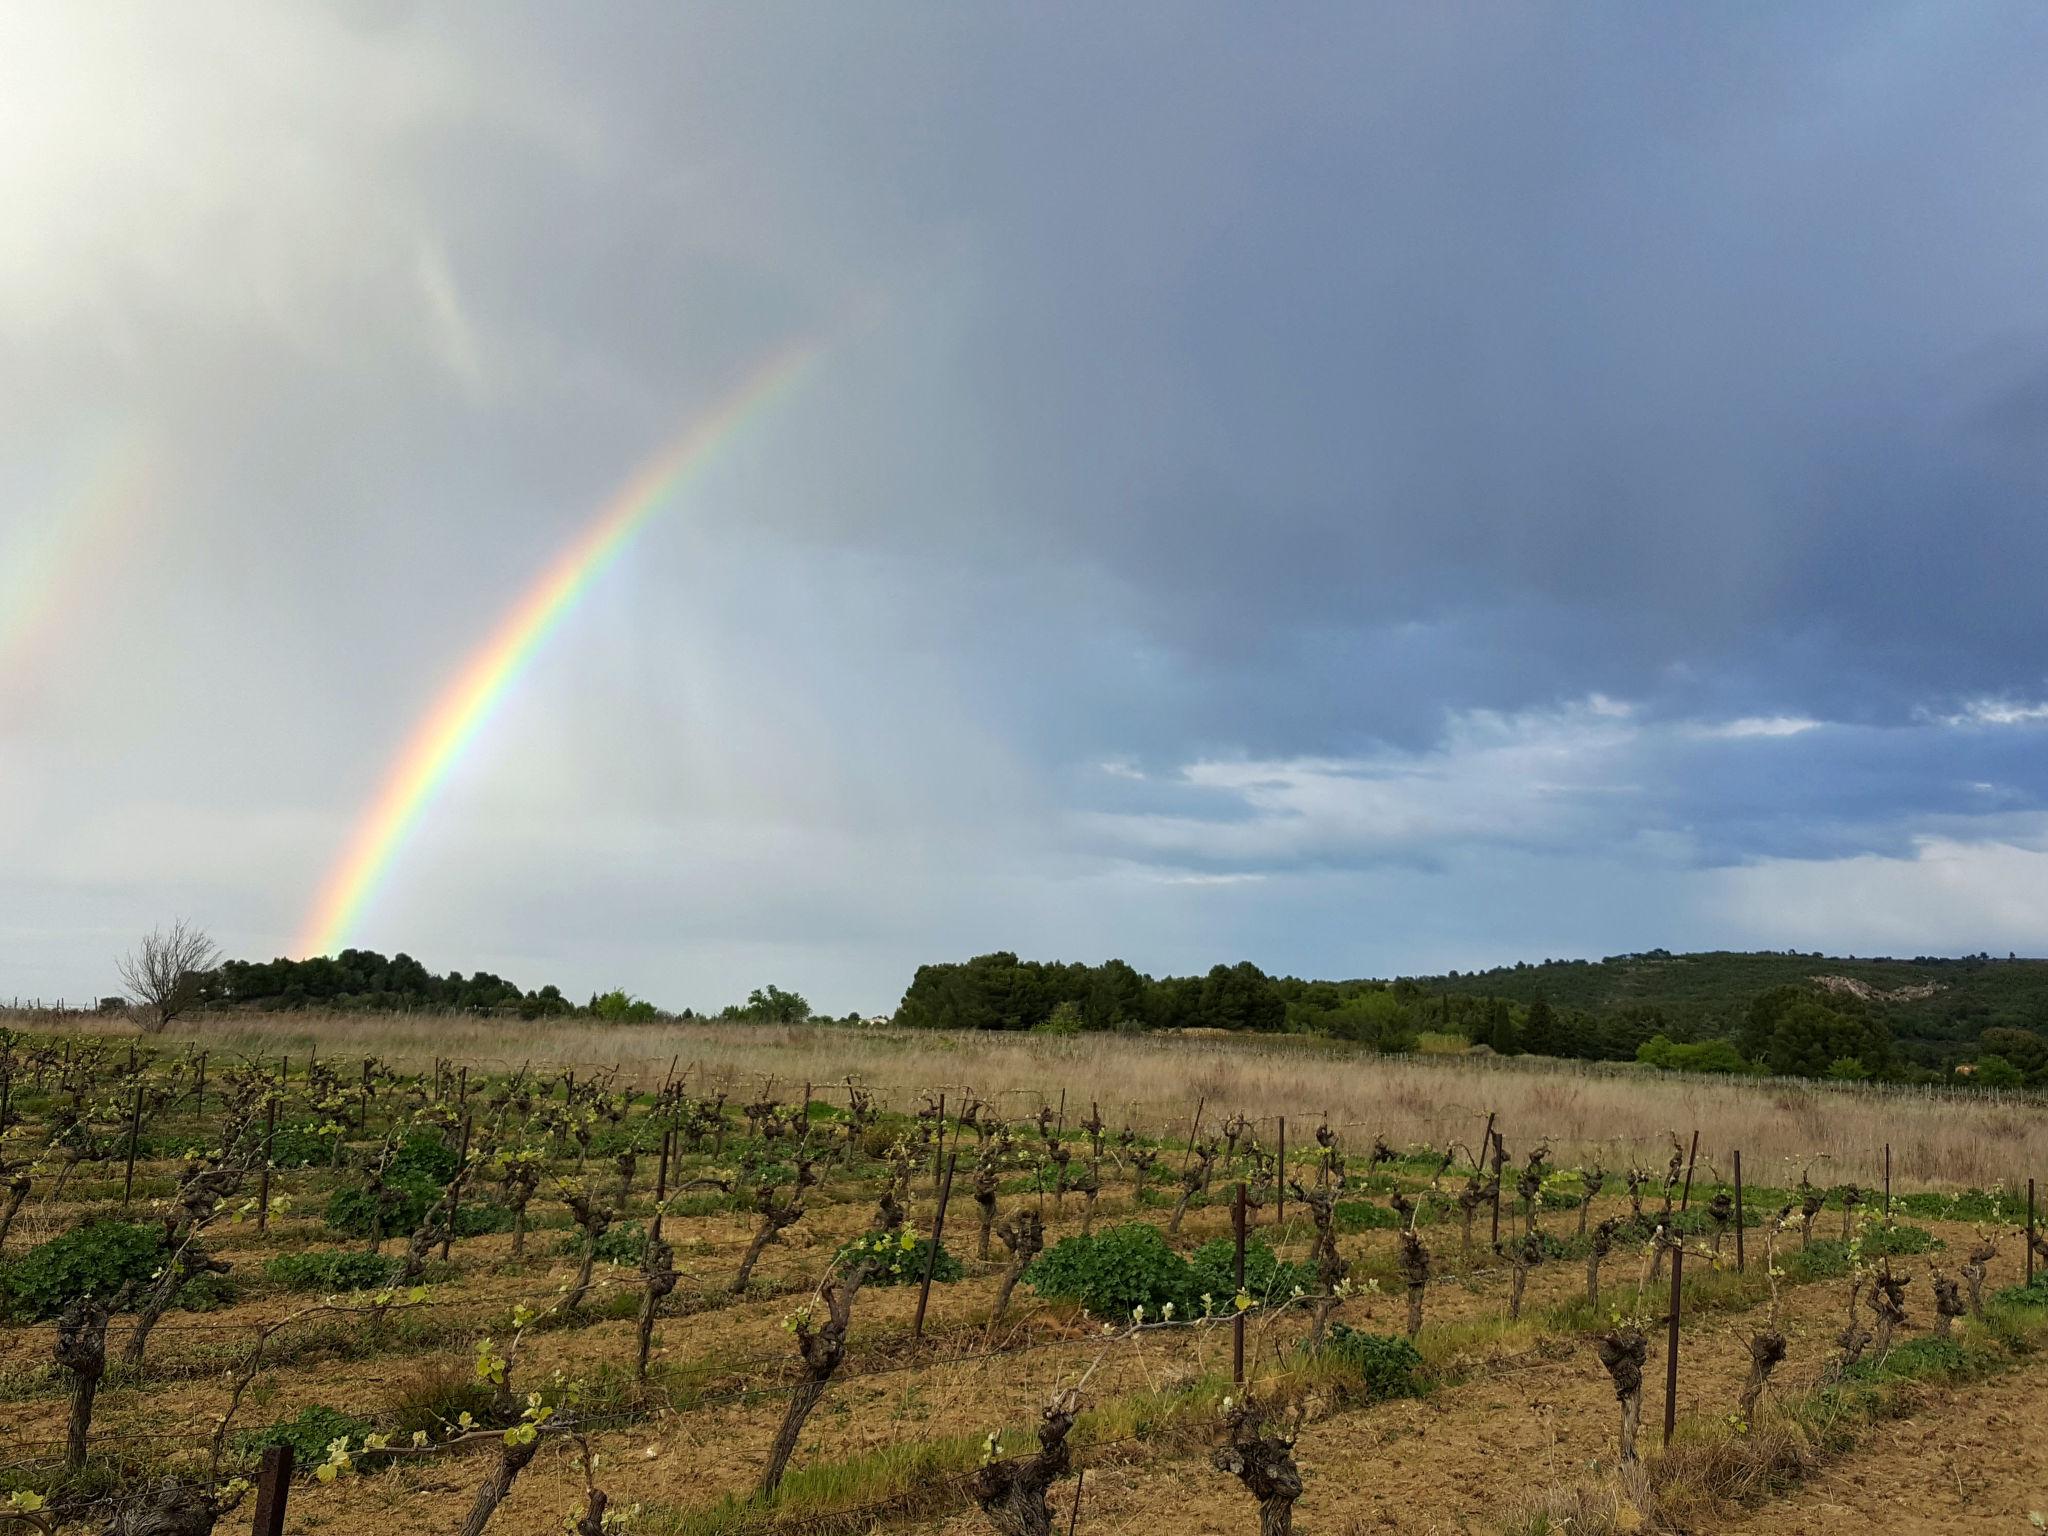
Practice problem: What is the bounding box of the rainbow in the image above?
[294,338,823,958]
[0,436,151,681]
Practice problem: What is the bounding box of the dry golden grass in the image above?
[22,1008,2041,1187]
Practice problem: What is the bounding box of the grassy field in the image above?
[36,1007,2048,1189]
[3,1012,2045,1535]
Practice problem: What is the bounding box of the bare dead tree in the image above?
[760,1256,880,1499]
[990,1207,1045,1323]
[458,1429,542,1536]
[561,1186,615,1315]
[1961,1231,1998,1320]
[1506,1229,1542,1321]
[1290,1183,1348,1349]
[974,1140,1004,1260]
[1838,1184,1863,1242]
[1576,1161,1605,1238]
[1168,1138,1221,1235]
[55,1292,117,1470]
[635,1229,679,1386]
[1930,1266,1965,1338]
[1213,1396,1303,1536]
[1596,1326,1650,1508]
[100,1477,246,1536]
[1586,1217,1618,1308]
[1867,1264,1910,1359]
[0,1153,32,1254]
[1738,1214,1790,1423]
[732,1148,820,1293]
[116,921,220,1035]
[970,1389,1080,1536]
[1396,1223,1430,1340]
[1828,1276,1871,1379]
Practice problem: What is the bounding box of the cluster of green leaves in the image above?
[263,1249,400,1293]
[266,1120,341,1168]
[553,1221,650,1265]
[1992,1272,2048,1308]
[1024,1223,1311,1319]
[0,1218,164,1321]
[832,1228,965,1285]
[324,1131,482,1238]
[1317,1324,1427,1400]
[236,1405,377,1467]
[1778,1223,1937,1284]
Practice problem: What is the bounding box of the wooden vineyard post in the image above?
[1733,1150,1745,1274]
[2030,1179,2037,1286]
[1232,1182,1247,1388]
[911,1151,958,1343]
[458,1064,467,1111]
[250,1443,293,1535]
[1663,1242,1683,1447]
[195,1050,206,1113]
[0,1064,10,1132]
[1678,1128,1700,1211]
[1276,1116,1286,1228]
[1489,1126,1503,1250]
[122,1081,143,1205]
[441,1114,472,1261]
[257,1093,276,1234]
[1180,1096,1207,1178]
[655,1125,672,1214]
[933,1092,947,1185]
[1883,1143,1891,1217]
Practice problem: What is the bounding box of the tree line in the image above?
[893,951,2039,1086]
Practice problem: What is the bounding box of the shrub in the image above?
[834,1229,965,1286]
[1026,1223,1193,1319]
[177,1272,238,1312]
[391,1131,460,1183]
[1189,1237,1312,1304]
[553,1221,649,1265]
[325,1172,437,1238]
[1320,1325,1427,1400]
[1994,1273,2048,1308]
[237,1405,377,1467]
[1025,1223,1304,1319]
[267,1121,339,1168]
[0,1219,165,1321]
[384,1359,513,1439]
[265,1249,400,1293]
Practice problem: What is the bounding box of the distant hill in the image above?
[1417,949,2047,1055]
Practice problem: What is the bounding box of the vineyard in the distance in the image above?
[1,1020,2046,1536]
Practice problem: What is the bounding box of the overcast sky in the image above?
[6,3,2048,1013]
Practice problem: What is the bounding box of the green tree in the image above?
[1484,997,1518,1055]
[1973,1054,2025,1089]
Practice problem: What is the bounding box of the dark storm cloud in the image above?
[6,2,2048,1005]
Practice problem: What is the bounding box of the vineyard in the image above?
[1,1018,2046,1535]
